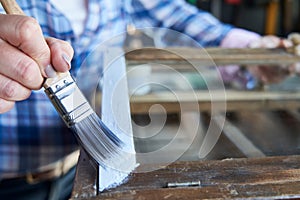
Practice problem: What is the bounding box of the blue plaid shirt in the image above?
[0,0,232,177]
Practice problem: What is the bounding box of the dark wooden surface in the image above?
[71,106,300,199]
[72,149,98,199]
[72,153,300,199]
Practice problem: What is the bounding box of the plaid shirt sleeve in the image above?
[128,0,233,47]
[127,0,262,89]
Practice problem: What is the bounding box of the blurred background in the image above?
[118,0,300,164]
[187,0,300,36]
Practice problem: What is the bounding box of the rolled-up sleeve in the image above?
[128,0,233,47]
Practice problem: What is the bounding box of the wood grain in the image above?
[0,0,25,15]
[72,154,300,199]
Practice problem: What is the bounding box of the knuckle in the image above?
[16,17,40,43]
[62,41,74,54]
[2,80,17,99]
[48,38,74,55]
[17,59,41,89]
[0,78,32,100]
[18,60,35,82]
[61,40,72,48]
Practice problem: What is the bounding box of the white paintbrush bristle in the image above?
[44,73,125,167]
[71,112,125,167]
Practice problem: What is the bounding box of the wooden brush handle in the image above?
[0,0,24,15]
[0,0,70,88]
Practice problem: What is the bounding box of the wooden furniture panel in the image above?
[72,153,300,199]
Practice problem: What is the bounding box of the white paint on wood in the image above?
[99,47,136,191]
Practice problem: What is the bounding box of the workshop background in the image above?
[188,0,300,36]
[121,0,300,161]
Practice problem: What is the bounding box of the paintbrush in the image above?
[0,0,124,167]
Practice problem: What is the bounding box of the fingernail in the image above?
[45,64,57,78]
[62,54,71,70]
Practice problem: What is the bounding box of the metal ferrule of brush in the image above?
[44,73,94,127]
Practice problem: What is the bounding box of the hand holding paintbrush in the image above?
[0,2,73,113]
[0,0,125,168]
